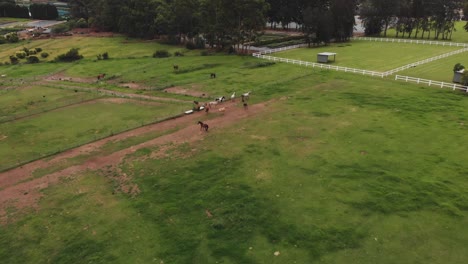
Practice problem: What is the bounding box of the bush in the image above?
[186,42,196,50]
[454,63,465,72]
[76,18,88,28]
[27,56,40,64]
[16,51,26,59]
[28,49,37,55]
[54,48,83,62]
[153,50,171,58]
[35,47,42,53]
[52,23,70,34]
[9,56,19,65]
[174,51,184,57]
[200,50,211,56]
[5,33,19,43]
[41,52,49,58]
[0,36,6,44]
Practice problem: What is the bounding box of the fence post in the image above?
[428,80,432,86]
[453,84,456,90]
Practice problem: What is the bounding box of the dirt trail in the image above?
[0,100,267,224]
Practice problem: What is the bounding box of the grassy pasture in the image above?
[0,85,100,122]
[0,98,185,171]
[1,35,468,263]
[274,40,460,71]
[399,51,468,82]
[1,71,468,263]
[0,36,190,63]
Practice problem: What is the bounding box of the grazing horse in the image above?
[173,65,179,71]
[210,73,216,78]
[198,121,209,132]
[208,101,218,108]
[97,73,106,80]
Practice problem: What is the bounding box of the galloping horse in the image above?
[198,121,209,132]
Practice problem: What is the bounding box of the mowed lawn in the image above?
[273,40,460,71]
[1,65,468,263]
[399,51,468,82]
[0,98,185,171]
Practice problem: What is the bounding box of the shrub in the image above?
[0,36,6,44]
[174,51,184,57]
[35,47,43,52]
[16,51,27,59]
[76,18,88,28]
[186,42,196,50]
[9,56,19,65]
[200,50,211,56]
[27,56,40,64]
[29,49,37,55]
[5,33,19,43]
[153,50,171,58]
[52,23,70,34]
[454,63,465,72]
[54,48,83,62]
[41,52,49,58]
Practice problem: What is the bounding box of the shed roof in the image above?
[318,52,337,56]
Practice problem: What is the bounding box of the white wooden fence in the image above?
[353,37,468,48]
[383,48,468,76]
[257,44,308,55]
[395,75,468,92]
[252,53,385,77]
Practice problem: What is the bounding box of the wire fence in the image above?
[353,37,468,48]
[395,75,468,92]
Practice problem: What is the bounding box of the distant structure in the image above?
[453,69,464,83]
[317,52,337,63]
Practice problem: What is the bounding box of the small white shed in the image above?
[317,52,337,63]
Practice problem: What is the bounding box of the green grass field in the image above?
[0,98,185,171]
[0,36,190,63]
[1,36,468,263]
[274,40,460,71]
[399,51,468,82]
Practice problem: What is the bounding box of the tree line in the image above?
[0,0,58,20]
[360,0,465,40]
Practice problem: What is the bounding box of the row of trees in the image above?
[360,0,464,40]
[0,0,58,20]
[68,0,268,51]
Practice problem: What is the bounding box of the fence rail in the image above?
[395,75,468,92]
[383,48,468,76]
[257,44,308,55]
[353,37,468,48]
[252,53,385,77]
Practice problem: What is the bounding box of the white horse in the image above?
[241,91,251,101]
[230,92,236,101]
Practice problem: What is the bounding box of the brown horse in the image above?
[198,121,209,132]
[97,73,106,80]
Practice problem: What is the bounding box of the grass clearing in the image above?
[274,40,460,71]
[399,51,468,82]
[1,35,468,263]
[0,98,185,171]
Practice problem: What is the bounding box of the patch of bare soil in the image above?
[119,82,143,89]
[0,135,7,141]
[0,100,269,224]
[44,71,95,83]
[164,86,208,98]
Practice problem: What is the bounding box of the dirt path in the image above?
[0,100,268,224]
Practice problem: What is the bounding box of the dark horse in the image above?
[198,121,209,132]
[210,73,216,78]
[97,73,106,80]
[173,65,179,71]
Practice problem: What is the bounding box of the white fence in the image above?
[395,75,468,92]
[354,37,468,48]
[252,53,385,77]
[257,44,308,55]
[383,48,468,76]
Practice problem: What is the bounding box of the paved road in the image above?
[0,20,65,29]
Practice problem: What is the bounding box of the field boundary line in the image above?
[395,75,468,92]
[353,37,468,48]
